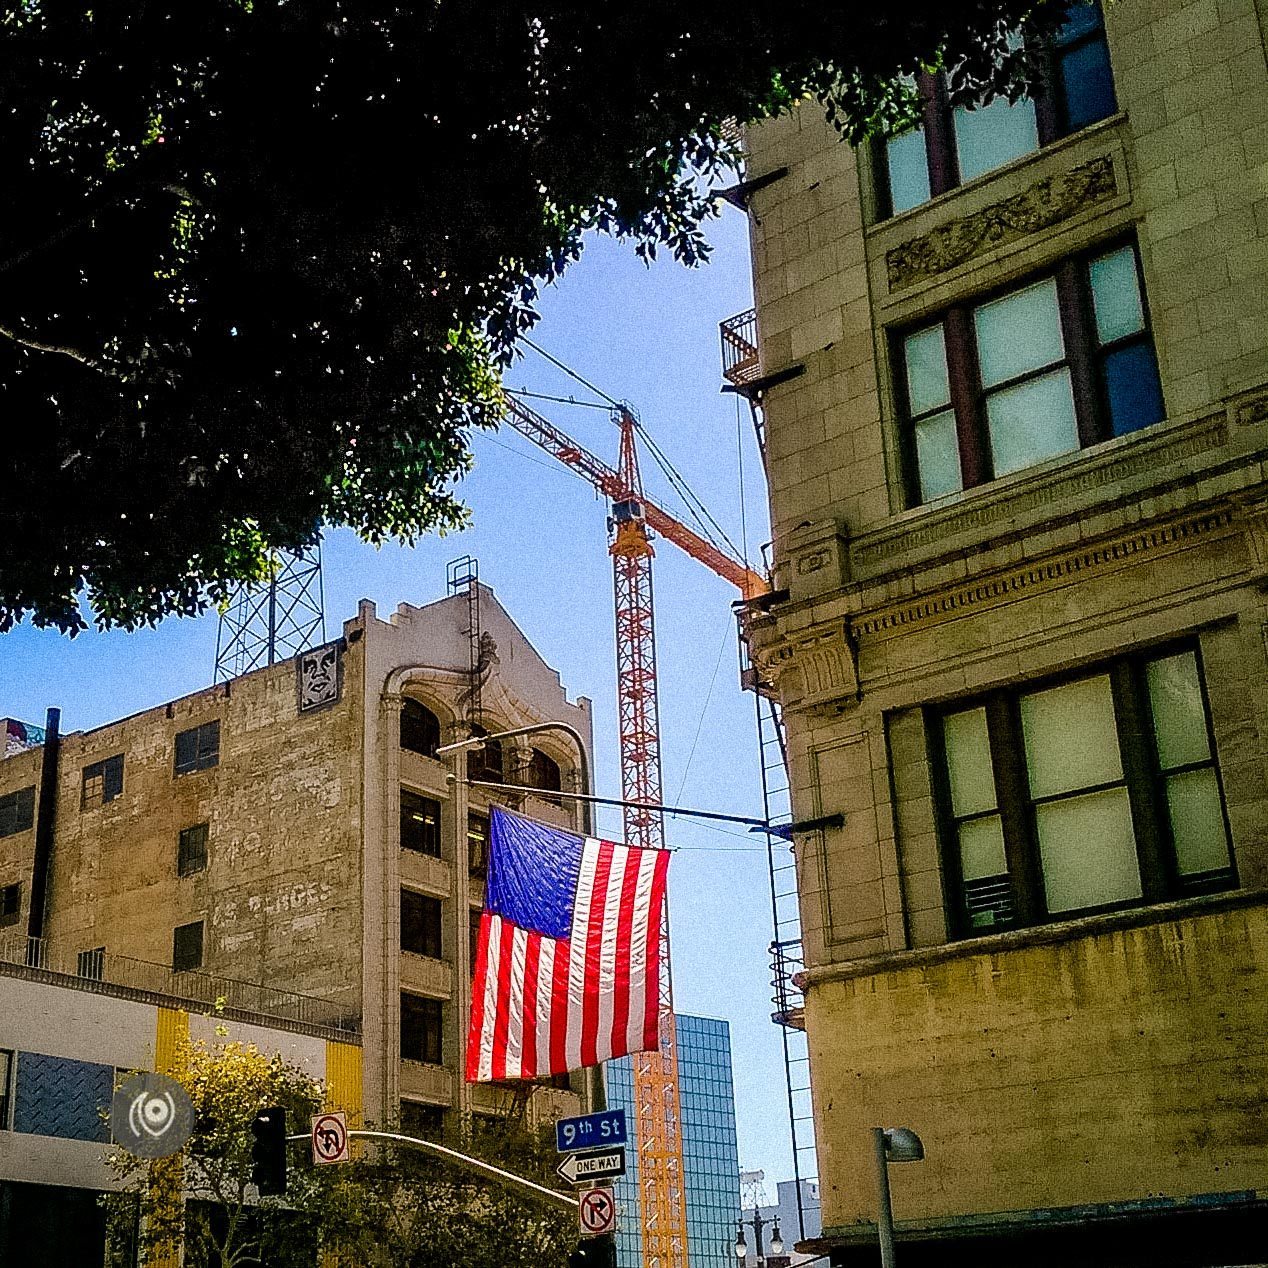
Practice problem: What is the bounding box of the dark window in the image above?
[400,1099,444,1140]
[0,883,19,928]
[931,644,1234,937]
[178,824,209,877]
[469,907,483,976]
[899,240,1163,505]
[467,734,504,784]
[1054,2,1117,131]
[526,749,562,802]
[77,947,105,981]
[0,787,35,838]
[401,890,443,958]
[0,1049,11,1130]
[401,699,441,758]
[400,790,441,856]
[882,3,1116,216]
[172,921,204,972]
[81,754,124,810]
[467,813,489,878]
[174,721,220,775]
[400,994,443,1065]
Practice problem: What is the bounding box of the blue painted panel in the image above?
[13,1052,113,1142]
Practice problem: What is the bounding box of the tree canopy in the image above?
[104,1036,574,1267]
[1,1,1072,633]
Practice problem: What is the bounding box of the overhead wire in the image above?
[477,431,600,487]
[736,394,751,571]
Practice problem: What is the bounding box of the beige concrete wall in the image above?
[0,647,365,1011]
[805,899,1268,1235]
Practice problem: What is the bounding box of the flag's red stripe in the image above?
[521,931,542,1078]
[549,935,571,1076]
[465,911,493,1082]
[490,918,516,1081]
[610,847,642,1058]
[642,850,671,1050]
[580,843,614,1069]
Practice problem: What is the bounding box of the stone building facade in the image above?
[0,582,593,1138]
[735,0,1268,1261]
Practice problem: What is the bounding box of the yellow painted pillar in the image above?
[148,1007,190,1268]
[323,1039,364,1124]
[321,1040,365,1268]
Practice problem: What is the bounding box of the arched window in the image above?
[400,699,440,758]
[527,749,562,795]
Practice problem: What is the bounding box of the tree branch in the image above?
[0,320,101,370]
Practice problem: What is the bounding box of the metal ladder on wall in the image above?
[752,678,819,1241]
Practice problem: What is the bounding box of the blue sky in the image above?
[0,202,796,1183]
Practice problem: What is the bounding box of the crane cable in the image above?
[505,386,611,412]
[519,338,747,564]
[520,336,620,408]
[638,427,746,563]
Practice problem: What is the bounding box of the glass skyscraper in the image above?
[607,1013,741,1268]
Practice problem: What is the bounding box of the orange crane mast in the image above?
[502,392,767,1267]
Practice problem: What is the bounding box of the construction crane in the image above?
[502,391,767,1268]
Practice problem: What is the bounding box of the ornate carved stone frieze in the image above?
[752,624,861,714]
[885,155,1117,292]
[853,509,1235,638]
[1234,494,1268,586]
[1233,388,1268,428]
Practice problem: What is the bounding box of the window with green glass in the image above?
[881,3,1117,217]
[932,643,1234,937]
[898,240,1164,505]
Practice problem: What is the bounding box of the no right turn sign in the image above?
[578,1186,617,1237]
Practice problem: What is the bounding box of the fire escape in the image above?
[721,308,819,1241]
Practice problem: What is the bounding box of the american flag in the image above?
[466,806,670,1083]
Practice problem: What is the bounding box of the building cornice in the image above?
[800,888,1268,990]
[853,504,1236,640]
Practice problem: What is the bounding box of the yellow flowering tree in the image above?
[104,1037,328,1267]
[104,1037,573,1267]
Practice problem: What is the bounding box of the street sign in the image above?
[557,1147,627,1186]
[111,1073,195,1159]
[577,1186,618,1237]
[311,1111,350,1164]
[556,1108,627,1153]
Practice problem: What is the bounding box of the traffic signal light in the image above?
[569,1235,616,1268]
[250,1106,287,1196]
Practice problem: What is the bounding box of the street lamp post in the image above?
[871,1126,924,1268]
[734,1207,783,1266]
[435,719,593,835]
